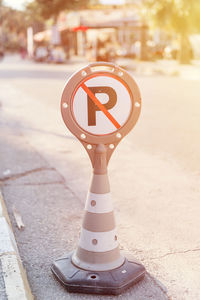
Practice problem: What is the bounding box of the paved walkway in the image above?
[0,55,200,299]
[116,58,200,80]
[0,191,33,300]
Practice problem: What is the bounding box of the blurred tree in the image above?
[0,4,30,51]
[144,0,200,64]
[26,0,90,22]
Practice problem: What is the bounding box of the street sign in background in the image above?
[52,62,145,295]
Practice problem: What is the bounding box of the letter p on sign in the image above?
[86,86,117,127]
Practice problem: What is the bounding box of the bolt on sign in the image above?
[51,62,146,295]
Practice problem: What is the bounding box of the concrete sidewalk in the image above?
[116,58,200,80]
[0,56,170,299]
[0,129,169,300]
[0,55,200,299]
[3,53,200,80]
[0,190,33,300]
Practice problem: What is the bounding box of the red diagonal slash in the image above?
[81,83,120,129]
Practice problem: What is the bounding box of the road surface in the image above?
[0,55,200,300]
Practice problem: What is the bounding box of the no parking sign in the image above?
[61,62,141,151]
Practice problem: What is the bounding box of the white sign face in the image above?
[72,74,132,135]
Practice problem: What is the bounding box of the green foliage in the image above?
[145,0,200,34]
[0,5,29,50]
[144,0,200,63]
[0,4,30,33]
[26,0,90,21]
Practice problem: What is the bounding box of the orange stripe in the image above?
[81,83,120,129]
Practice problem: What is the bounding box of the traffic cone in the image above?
[51,144,146,295]
[72,144,124,271]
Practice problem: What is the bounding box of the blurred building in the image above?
[33,8,148,61]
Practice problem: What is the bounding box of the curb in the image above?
[116,59,180,76]
[116,58,200,80]
[0,190,33,300]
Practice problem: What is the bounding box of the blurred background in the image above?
[1,0,200,64]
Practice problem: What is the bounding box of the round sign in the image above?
[61,62,141,145]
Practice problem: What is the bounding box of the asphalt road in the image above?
[0,55,200,300]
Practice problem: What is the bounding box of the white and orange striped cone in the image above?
[72,144,124,272]
[51,144,145,295]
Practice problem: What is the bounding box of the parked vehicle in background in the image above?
[34,45,48,62]
[96,37,116,62]
[48,46,66,64]
[33,44,66,64]
[164,45,178,60]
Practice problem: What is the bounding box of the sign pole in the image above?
[51,62,146,295]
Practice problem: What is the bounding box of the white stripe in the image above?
[85,192,113,213]
[79,228,118,252]
[72,253,125,271]
[1,255,28,300]
[0,218,16,254]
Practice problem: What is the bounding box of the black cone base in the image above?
[51,252,145,295]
